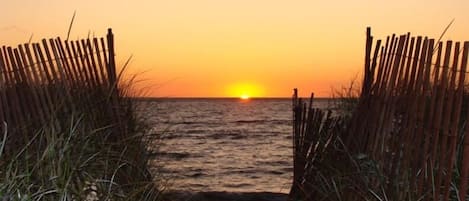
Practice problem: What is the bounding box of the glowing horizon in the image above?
[2,1,469,97]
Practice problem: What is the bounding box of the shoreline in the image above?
[163,191,288,201]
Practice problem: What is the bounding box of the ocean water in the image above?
[138,98,330,193]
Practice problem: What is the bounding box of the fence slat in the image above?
[23,44,49,123]
[458,41,469,201]
[81,39,100,87]
[291,28,469,201]
[93,37,108,86]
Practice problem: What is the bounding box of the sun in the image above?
[240,94,250,100]
[226,83,264,99]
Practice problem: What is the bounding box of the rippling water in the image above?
[138,98,330,193]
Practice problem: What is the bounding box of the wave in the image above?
[222,183,253,188]
[232,119,290,124]
[157,119,291,126]
[149,151,194,159]
[158,121,220,125]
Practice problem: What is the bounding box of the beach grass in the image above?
[0,29,163,200]
[0,83,163,200]
[290,28,469,200]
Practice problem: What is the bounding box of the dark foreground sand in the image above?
[164,191,288,201]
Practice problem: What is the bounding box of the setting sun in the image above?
[240,95,250,100]
[226,83,264,98]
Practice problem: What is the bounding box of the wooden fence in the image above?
[290,28,469,201]
[290,89,344,200]
[0,28,121,153]
[0,29,158,199]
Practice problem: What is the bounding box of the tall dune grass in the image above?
[0,81,162,201]
[0,29,162,200]
[290,28,469,201]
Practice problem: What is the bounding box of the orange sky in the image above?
[1,0,469,97]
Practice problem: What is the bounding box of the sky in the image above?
[1,0,469,97]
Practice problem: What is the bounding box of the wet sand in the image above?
[164,191,288,201]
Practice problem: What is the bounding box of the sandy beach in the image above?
[164,191,288,201]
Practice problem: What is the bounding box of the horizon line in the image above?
[130,96,337,99]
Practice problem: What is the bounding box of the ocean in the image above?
[138,98,331,193]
